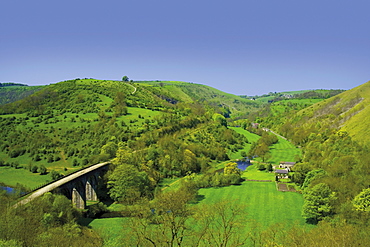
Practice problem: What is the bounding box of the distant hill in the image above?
[136,81,261,118]
[0,84,44,105]
[0,79,261,118]
[240,89,345,103]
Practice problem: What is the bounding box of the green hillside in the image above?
[293,81,370,144]
[0,78,249,190]
[0,84,44,105]
[136,80,261,118]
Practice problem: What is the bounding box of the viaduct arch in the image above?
[15,162,110,209]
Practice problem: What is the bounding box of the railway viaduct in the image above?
[15,162,110,209]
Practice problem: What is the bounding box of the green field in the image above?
[242,164,275,180]
[0,166,51,189]
[88,181,308,246]
[228,127,261,160]
[266,136,301,164]
[198,181,306,228]
[229,127,301,165]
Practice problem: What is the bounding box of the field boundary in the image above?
[246,179,272,182]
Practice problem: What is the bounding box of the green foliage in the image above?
[0,192,102,246]
[107,163,153,204]
[50,170,62,181]
[301,169,327,190]
[224,162,241,175]
[302,183,337,223]
[38,164,47,175]
[0,85,44,105]
[353,188,370,212]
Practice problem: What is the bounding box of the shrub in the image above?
[258,164,266,171]
[31,165,39,173]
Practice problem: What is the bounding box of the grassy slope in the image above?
[230,127,301,164]
[228,127,261,160]
[137,81,261,117]
[266,136,301,164]
[295,81,370,144]
[0,85,44,105]
[0,166,52,189]
[0,106,162,188]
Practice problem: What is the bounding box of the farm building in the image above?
[279,162,296,170]
[275,169,289,178]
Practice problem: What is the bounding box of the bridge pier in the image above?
[15,162,110,209]
[72,187,86,209]
[86,176,98,201]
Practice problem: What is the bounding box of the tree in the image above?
[212,113,227,127]
[302,183,336,223]
[100,142,118,159]
[122,76,129,82]
[267,164,273,172]
[107,163,152,204]
[353,188,370,212]
[126,187,195,246]
[31,165,39,173]
[193,200,247,246]
[50,170,62,181]
[224,162,241,175]
[38,165,47,175]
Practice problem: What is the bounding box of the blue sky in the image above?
[1,1,369,95]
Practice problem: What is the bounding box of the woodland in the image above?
[1,79,370,246]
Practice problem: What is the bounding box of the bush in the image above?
[51,170,62,181]
[38,165,47,175]
[87,202,109,218]
[258,164,266,171]
[31,165,39,173]
[267,164,273,172]
[72,159,79,167]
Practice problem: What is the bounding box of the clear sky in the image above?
[1,0,370,95]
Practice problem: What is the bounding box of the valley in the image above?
[1,79,370,246]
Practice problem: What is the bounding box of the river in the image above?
[0,185,15,193]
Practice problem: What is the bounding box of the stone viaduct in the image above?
[15,162,110,209]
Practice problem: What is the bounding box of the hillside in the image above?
[0,78,248,189]
[293,81,370,144]
[136,81,261,118]
[0,84,44,105]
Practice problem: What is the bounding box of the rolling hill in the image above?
[292,81,370,144]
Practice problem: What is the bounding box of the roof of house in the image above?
[275,169,289,174]
[279,162,296,165]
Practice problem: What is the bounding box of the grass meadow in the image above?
[229,127,301,165]
[265,136,301,164]
[242,164,275,180]
[88,180,308,246]
[0,166,51,189]
[198,181,306,228]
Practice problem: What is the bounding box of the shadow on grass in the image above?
[78,217,95,227]
[190,194,206,204]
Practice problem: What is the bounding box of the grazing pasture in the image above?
[266,136,301,164]
[0,166,51,189]
[198,181,306,228]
